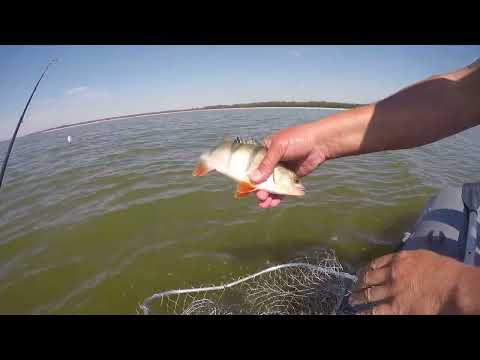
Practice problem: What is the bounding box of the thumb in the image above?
[249,141,284,184]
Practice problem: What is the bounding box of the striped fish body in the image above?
[193,138,305,199]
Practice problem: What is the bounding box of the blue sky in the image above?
[1,45,479,140]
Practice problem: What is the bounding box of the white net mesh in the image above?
[138,250,358,315]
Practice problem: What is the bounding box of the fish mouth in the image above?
[290,184,305,196]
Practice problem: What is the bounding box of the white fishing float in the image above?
[67,136,72,144]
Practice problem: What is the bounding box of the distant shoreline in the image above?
[35,101,361,135]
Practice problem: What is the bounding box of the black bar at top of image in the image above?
[0,10,479,45]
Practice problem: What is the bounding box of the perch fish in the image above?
[193,137,305,199]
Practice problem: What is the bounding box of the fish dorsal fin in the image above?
[232,137,262,146]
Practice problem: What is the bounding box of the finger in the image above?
[296,152,325,177]
[256,190,269,201]
[260,137,272,148]
[249,142,284,184]
[353,266,391,291]
[369,253,395,270]
[258,197,270,208]
[270,195,283,207]
[358,303,394,315]
[349,285,392,306]
[259,196,273,209]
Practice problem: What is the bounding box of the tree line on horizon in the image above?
[198,101,361,110]
[37,101,362,133]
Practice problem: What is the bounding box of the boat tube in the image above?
[398,183,480,266]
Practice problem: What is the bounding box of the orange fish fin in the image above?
[192,161,213,177]
[234,181,257,199]
[234,192,250,199]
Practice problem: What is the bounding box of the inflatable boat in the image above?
[398,182,480,266]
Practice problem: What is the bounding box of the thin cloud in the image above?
[66,86,89,96]
[288,49,302,58]
[82,89,113,101]
[65,86,112,100]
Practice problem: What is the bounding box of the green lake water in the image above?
[1,108,479,314]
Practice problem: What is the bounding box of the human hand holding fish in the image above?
[246,57,480,209]
[193,59,480,209]
[248,123,331,208]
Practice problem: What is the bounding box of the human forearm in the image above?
[251,60,480,207]
[313,62,480,161]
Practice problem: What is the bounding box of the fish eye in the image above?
[294,178,299,183]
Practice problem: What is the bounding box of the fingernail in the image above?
[250,170,261,183]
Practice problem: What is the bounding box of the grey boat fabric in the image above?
[399,184,480,266]
[462,183,480,265]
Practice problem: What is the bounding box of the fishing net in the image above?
[138,250,359,315]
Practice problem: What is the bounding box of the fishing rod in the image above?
[0,58,58,190]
